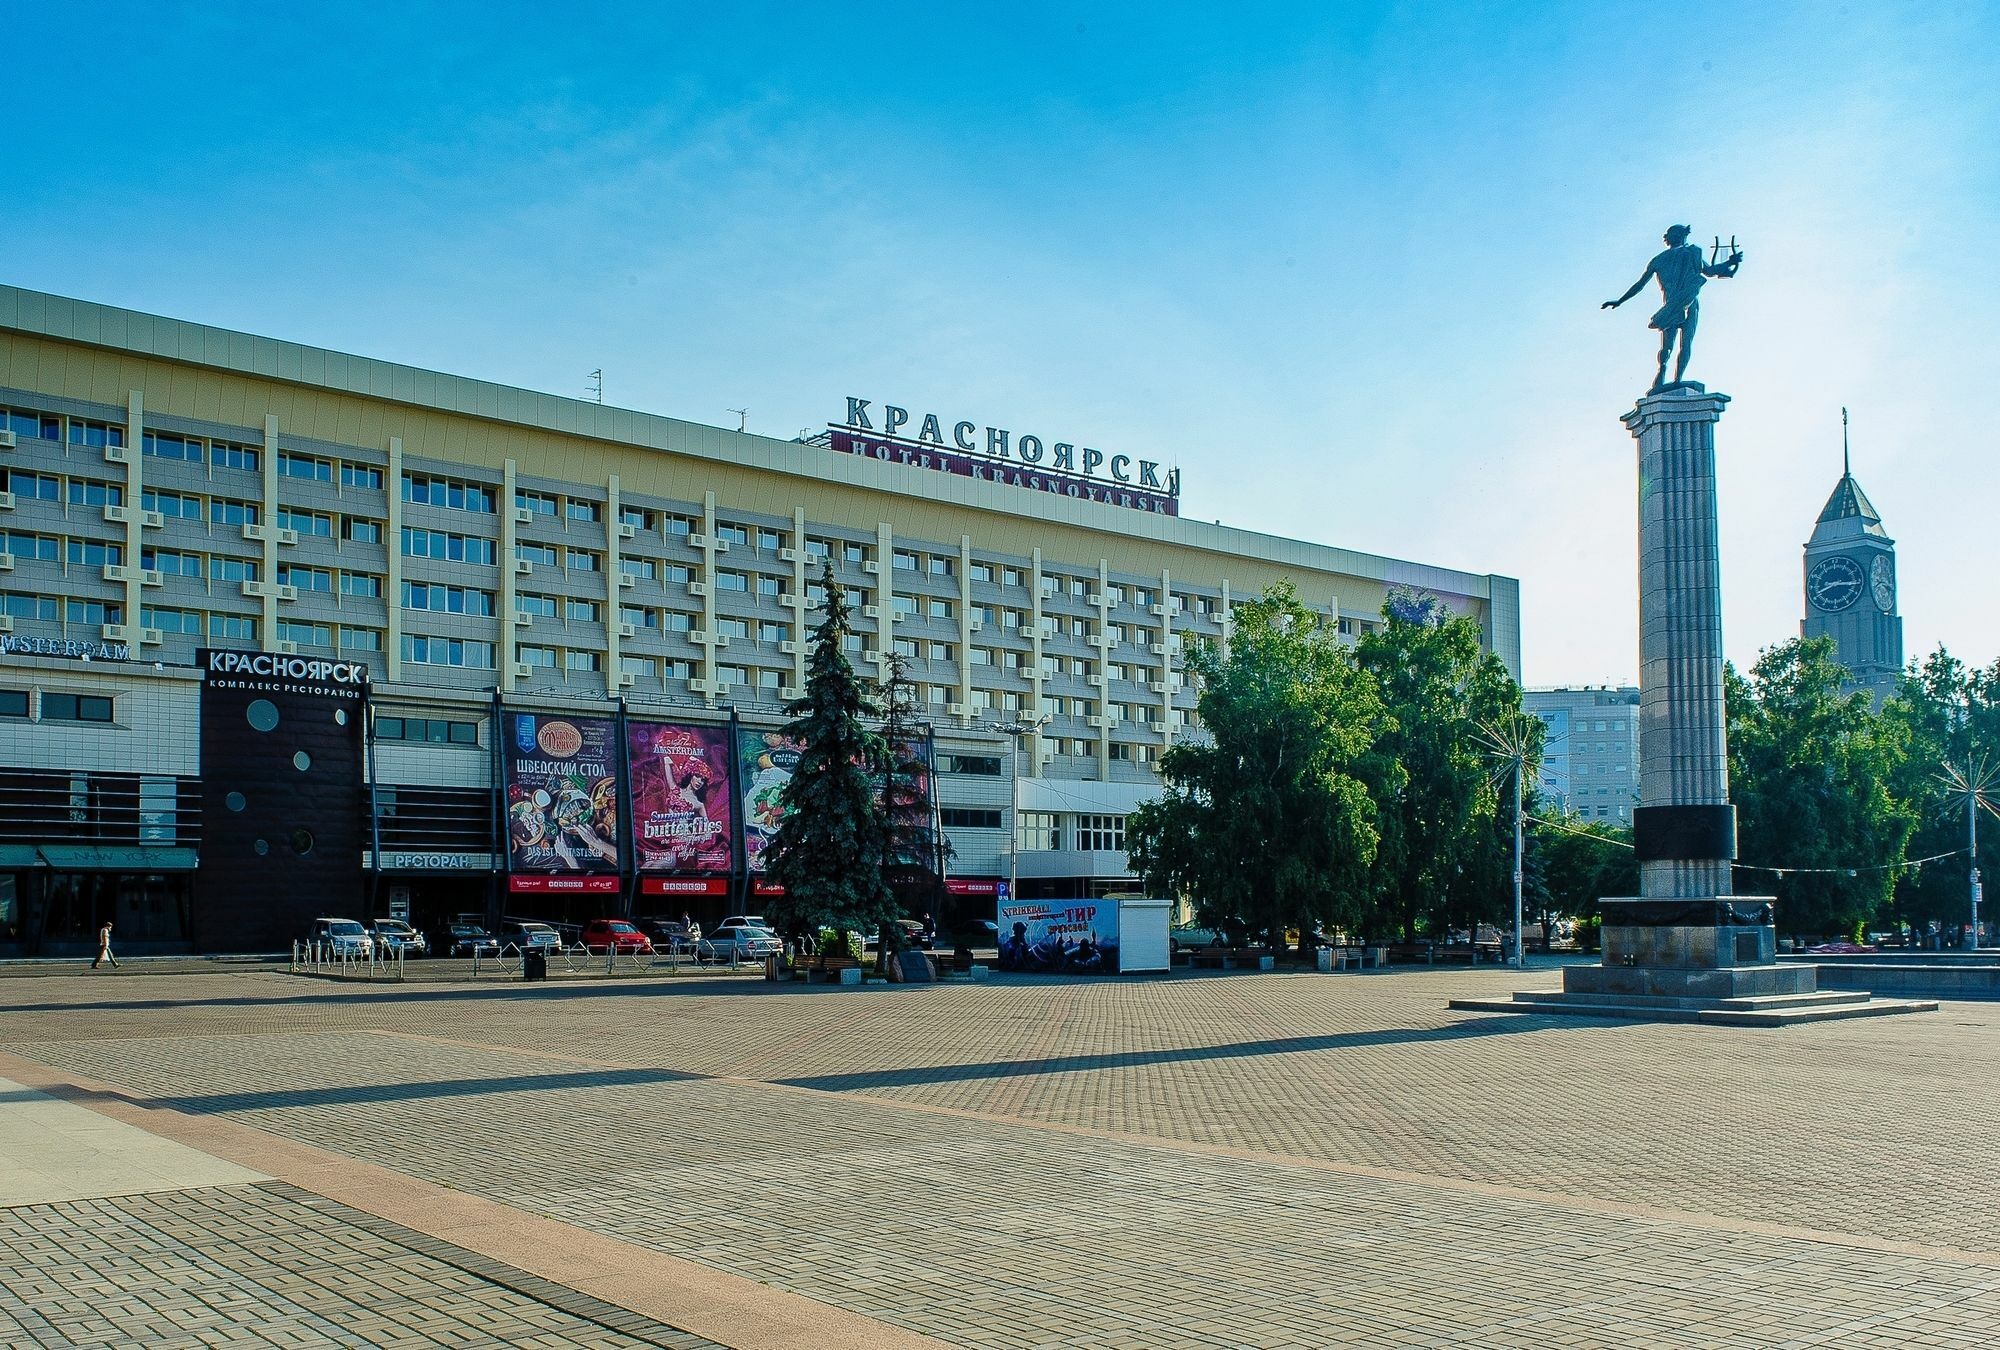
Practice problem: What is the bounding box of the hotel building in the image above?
[0,285,1520,953]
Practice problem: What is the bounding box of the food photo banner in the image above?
[504,713,621,874]
[628,721,736,875]
[737,728,807,875]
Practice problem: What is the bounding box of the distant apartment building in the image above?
[1524,686,1639,824]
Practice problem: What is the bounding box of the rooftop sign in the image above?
[830,398,1180,516]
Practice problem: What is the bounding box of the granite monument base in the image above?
[1452,897,1938,1026]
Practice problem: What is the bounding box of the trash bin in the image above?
[523,949,547,981]
[1314,947,1333,973]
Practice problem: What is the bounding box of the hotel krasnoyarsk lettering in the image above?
[832,398,1181,515]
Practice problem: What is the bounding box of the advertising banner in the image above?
[737,727,806,875]
[996,900,1119,974]
[881,728,939,871]
[628,721,735,874]
[503,712,620,875]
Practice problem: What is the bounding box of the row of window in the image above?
[0,689,116,723]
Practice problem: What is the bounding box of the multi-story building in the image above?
[0,285,1520,953]
[1525,685,1639,824]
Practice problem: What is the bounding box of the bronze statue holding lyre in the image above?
[1603,225,1744,391]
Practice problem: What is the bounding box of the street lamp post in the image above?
[988,715,1052,906]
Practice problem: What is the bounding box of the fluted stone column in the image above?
[1624,387,1734,899]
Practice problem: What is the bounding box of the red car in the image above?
[579,919,653,955]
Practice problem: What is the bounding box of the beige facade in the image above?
[0,284,1519,928]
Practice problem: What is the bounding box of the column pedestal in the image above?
[1452,385,1933,1026]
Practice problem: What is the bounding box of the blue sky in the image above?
[6,2,1995,683]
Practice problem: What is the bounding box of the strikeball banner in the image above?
[504,712,620,873]
[627,721,735,874]
[996,900,1120,974]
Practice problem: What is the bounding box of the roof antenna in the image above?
[1841,406,1850,478]
[728,407,748,432]
[586,369,603,405]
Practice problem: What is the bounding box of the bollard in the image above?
[605,947,615,976]
[397,945,406,982]
[472,948,480,978]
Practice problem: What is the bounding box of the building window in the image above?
[1074,815,1125,852]
[516,491,557,516]
[401,636,495,668]
[716,664,746,688]
[928,598,954,620]
[403,476,497,512]
[940,808,1003,829]
[621,605,657,629]
[279,453,334,482]
[843,543,867,566]
[756,669,782,693]
[891,594,918,620]
[211,500,258,527]
[663,563,691,584]
[341,464,384,490]
[64,419,125,449]
[43,692,116,723]
[278,509,334,538]
[0,593,56,622]
[516,542,558,567]
[756,575,782,599]
[211,443,259,472]
[403,529,496,565]
[519,645,557,668]
[339,573,382,598]
[0,690,27,718]
[717,618,749,640]
[402,583,496,616]
[142,431,203,462]
[67,480,123,509]
[565,549,599,572]
[619,557,657,581]
[757,529,782,552]
[663,610,693,632]
[517,593,557,618]
[716,524,749,547]
[141,607,202,635]
[566,499,602,524]
[65,600,122,627]
[209,614,257,642]
[663,515,694,537]
[621,655,656,681]
[564,650,600,673]
[374,717,479,745]
[893,638,918,659]
[716,571,748,592]
[346,519,382,544]
[5,472,60,502]
[339,628,382,651]
[65,540,124,569]
[929,557,954,576]
[278,620,333,648]
[2,533,58,562]
[1017,811,1061,851]
[663,659,692,680]
[565,599,601,623]
[621,506,656,531]
[971,563,994,583]
[893,550,918,571]
[279,566,333,593]
[759,622,789,643]
[939,754,1003,776]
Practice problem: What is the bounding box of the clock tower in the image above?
[1802,411,1902,700]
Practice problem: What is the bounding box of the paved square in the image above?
[2,964,1996,1348]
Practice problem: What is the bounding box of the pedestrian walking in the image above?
[92,920,118,969]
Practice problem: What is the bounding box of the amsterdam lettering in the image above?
[836,399,1180,516]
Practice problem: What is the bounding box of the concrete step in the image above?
[1712,990,1874,1010]
[1449,993,1939,1026]
[1696,998,1940,1027]
[1512,990,1708,1011]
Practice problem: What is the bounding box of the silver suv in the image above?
[370,919,428,957]
[311,917,375,957]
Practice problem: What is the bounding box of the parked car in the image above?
[713,915,769,935]
[638,918,696,954]
[863,919,928,950]
[441,923,501,958]
[580,919,653,955]
[1169,924,1229,956]
[698,925,782,962]
[501,920,563,953]
[311,917,375,957]
[369,919,427,957]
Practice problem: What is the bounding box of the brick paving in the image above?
[0,1180,716,1349]
[4,965,1999,1347]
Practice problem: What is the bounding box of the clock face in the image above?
[1871,555,1895,612]
[1808,556,1865,612]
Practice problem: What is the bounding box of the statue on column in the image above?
[1603,225,1744,391]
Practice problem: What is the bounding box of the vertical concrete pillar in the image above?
[1622,387,1735,900]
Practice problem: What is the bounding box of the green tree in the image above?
[1528,807,1638,942]
[763,561,894,946]
[1726,636,1918,940]
[1355,595,1526,941]
[1880,647,2000,940]
[1125,582,1390,950]
[877,655,945,967]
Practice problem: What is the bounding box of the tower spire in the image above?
[1842,406,1850,478]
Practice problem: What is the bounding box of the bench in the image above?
[1331,945,1387,970]
[1189,947,1274,971]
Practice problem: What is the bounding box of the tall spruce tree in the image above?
[763,560,893,947]
[876,655,946,968]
